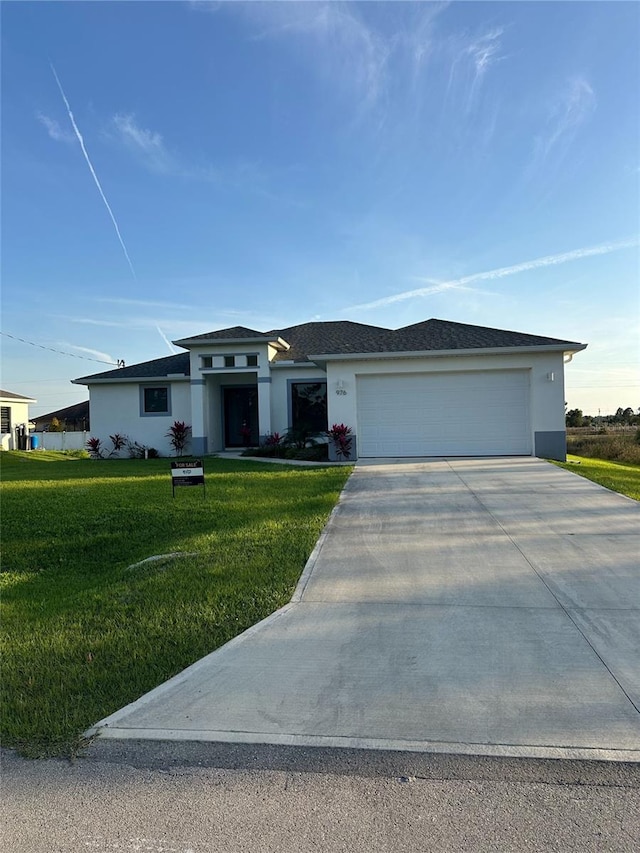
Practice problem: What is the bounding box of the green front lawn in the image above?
[0,452,351,756]
[552,454,640,501]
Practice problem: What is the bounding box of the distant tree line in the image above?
[565,406,640,428]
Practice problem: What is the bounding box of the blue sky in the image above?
[2,0,638,417]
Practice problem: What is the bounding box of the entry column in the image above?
[257,377,272,442]
[190,379,207,455]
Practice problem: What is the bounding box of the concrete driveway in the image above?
[89,457,640,761]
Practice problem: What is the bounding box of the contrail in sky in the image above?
[50,64,137,280]
[346,236,640,312]
[156,325,178,354]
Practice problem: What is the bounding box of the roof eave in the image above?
[72,375,190,386]
[172,335,290,350]
[306,343,588,362]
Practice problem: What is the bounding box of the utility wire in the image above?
[0,331,118,365]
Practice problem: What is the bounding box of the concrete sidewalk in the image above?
[89,458,640,761]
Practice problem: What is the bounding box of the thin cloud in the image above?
[65,344,116,363]
[445,26,506,115]
[242,2,391,108]
[532,76,596,165]
[97,297,194,311]
[112,113,175,174]
[36,111,74,143]
[467,27,505,78]
[65,317,130,328]
[50,65,137,280]
[345,237,640,312]
[109,113,300,204]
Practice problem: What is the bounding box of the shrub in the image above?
[166,421,191,456]
[49,417,64,433]
[264,432,283,447]
[283,424,320,450]
[327,423,353,459]
[241,443,329,462]
[86,437,103,459]
[127,440,160,459]
[288,445,329,461]
[108,433,128,458]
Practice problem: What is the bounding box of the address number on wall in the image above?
[335,389,348,395]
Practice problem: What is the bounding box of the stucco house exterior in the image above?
[1,389,37,450]
[73,318,587,461]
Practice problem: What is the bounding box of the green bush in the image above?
[242,444,329,462]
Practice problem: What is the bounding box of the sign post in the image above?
[171,460,205,497]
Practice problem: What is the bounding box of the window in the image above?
[201,356,213,369]
[1,407,11,433]
[247,354,258,367]
[141,386,170,415]
[224,355,236,368]
[291,382,327,432]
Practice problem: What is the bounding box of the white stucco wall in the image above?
[1,398,33,450]
[324,350,567,455]
[85,349,569,458]
[87,380,191,456]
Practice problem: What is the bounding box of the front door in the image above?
[223,386,259,447]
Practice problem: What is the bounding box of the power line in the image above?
[0,332,118,365]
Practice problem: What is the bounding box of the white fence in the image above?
[34,431,88,451]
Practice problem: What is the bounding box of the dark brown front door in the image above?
[223,386,259,447]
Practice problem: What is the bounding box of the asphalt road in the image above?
[3,742,640,852]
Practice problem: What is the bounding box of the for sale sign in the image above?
[171,460,205,496]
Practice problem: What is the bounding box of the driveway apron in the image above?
[89,458,640,761]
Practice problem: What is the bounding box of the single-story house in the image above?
[33,400,90,432]
[73,318,587,461]
[1,389,37,450]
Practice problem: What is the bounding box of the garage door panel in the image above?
[357,371,531,457]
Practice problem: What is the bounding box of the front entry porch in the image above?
[223,386,259,448]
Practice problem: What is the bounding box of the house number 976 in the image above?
[335,389,347,395]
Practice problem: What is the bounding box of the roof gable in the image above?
[173,326,273,345]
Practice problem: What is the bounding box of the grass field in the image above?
[0,451,351,757]
[553,454,640,501]
[566,431,640,465]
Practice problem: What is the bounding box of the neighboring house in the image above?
[0,389,37,450]
[73,318,587,461]
[33,400,90,432]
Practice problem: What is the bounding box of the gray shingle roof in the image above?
[74,352,190,384]
[387,319,582,353]
[266,321,393,361]
[267,318,584,361]
[0,389,36,401]
[174,326,268,344]
[74,319,585,382]
[33,401,90,426]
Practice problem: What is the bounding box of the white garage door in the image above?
[357,370,532,457]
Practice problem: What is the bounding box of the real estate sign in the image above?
[171,460,205,496]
